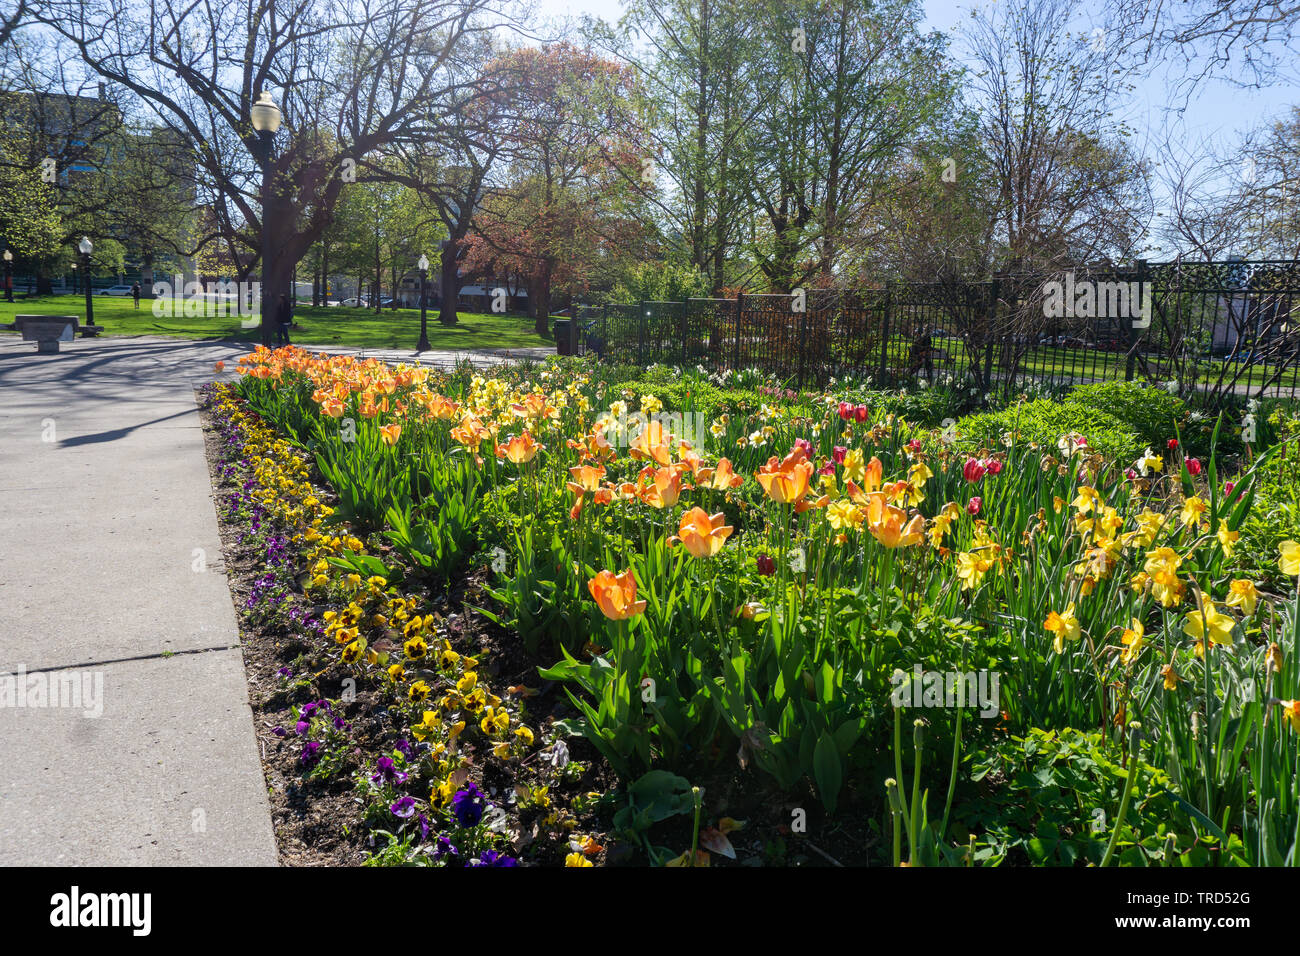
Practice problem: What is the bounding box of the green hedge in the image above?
[957,399,1142,462]
[1065,382,1186,449]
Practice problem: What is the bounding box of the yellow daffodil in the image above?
[1180,496,1208,530]
[1044,603,1081,653]
[1225,579,1258,617]
[1183,601,1234,649]
[1281,540,1300,577]
[1120,618,1144,665]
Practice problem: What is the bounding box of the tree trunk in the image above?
[438,243,459,326]
[533,265,552,336]
[141,254,154,298]
[36,268,52,296]
[320,241,329,305]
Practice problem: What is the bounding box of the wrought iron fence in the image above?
[581,259,1300,406]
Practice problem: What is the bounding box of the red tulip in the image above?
[854,405,869,422]
[833,445,847,464]
[967,496,982,516]
[1186,457,1202,476]
[1167,438,1179,450]
[983,458,1003,475]
[963,458,986,483]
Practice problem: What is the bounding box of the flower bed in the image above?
[201,382,611,866]
[211,347,1300,866]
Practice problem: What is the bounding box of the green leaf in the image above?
[812,731,843,814]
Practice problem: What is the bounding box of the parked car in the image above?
[97,284,136,296]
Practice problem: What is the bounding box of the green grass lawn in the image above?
[0,295,554,351]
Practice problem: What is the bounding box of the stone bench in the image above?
[9,315,101,352]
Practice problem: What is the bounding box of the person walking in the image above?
[131,282,141,309]
[275,294,292,345]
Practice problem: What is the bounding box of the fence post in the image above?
[984,277,999,392]
[878,279,892,384]
[638,299,647,366]
[680,299,689,366]
[733,291,743,372]
[796,292,809,386]
[1126,259,1146,382]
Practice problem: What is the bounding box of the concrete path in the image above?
[0,333,552,865]
[0,336,281,864]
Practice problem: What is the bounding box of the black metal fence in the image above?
[581,259,1300,405]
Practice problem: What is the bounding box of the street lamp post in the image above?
[416,254,430,352]
[250,90,282,348]
[3,249,12,303]
[79,236,95,327]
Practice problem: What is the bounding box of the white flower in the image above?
[543,740,570,769]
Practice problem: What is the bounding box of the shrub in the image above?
[1230,407,1300,585]
[956,398,1141,461]
[1066,381,1186,449]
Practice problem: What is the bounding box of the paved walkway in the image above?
[0,334,552,864]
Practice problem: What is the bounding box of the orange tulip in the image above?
[379,424,402,446]
[451,416,490,448]
[639,464,683,509]
[866,496,925,549]
[566,464,607,496]
[704,457,744,491]
[588,569,647,621]
[675,507,733,559]
[756,448,814,505]
[426,395,461,420]
[321,398,345,418]
[509,393,557,422]
[630,420,674,466]
[567,426,615,462]
[863,455,883,493]
[214,361,225,372]
[498,431,543,465]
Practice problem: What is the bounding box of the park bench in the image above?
[9,315,101,352]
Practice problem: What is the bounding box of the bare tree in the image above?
[30,0,519,343]
[1111,0,1300,92]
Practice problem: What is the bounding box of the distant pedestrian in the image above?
[131,282,141,309]
[275,294,292,345]
[909,330,936,379]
